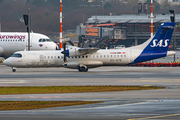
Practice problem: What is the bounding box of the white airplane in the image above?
[0,32,58,58]
[3,22,176,72]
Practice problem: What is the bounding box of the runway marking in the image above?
[127,113,180,120]
[0,80,25,84]
[30,101,150,113]
[118,79,180,83]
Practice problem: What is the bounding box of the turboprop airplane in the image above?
[0,32,58,58]
[3,22,176,72]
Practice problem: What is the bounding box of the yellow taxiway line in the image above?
[128,113,180,120]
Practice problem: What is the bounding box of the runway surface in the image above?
[0,65,180,120]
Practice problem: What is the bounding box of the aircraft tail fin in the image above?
[133,22,175,63]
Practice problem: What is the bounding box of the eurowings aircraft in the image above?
[0,32,58,58]
[3,22,176,72]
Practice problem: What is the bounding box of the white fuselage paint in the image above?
[3,48,142,68]
[0,32,58,58]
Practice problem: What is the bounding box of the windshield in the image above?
[11,53,22,58]
[39,39,52,42]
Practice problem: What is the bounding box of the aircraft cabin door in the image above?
[129,50,134,63]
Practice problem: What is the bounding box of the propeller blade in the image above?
[63,40,67,63]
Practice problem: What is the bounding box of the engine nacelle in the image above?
[66,48,99,57]
[0,47,4,55]
[67,48,84,57]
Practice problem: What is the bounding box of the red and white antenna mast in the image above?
[150,0,154,38]
[60,0,63,49]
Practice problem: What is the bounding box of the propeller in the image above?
[61,40,68,64]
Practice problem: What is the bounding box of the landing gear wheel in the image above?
[84,68,88,72]
[78,67,83,72]
[12,69,16,72]
[78,67,88,72]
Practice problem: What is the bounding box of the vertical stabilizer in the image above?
[133,22,175,63]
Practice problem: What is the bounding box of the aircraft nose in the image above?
[3,58,11,66]
[3,59,8,65]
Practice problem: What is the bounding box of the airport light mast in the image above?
[169,9,176,62]
[60,0,63,49]
[23,8,31,51]
[150,0,154,38]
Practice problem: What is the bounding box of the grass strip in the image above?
[0,101,102,110]
[0,86,164,95]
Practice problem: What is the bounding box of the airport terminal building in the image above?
[77,14,180,49]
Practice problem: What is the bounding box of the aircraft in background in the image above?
[0,32,58,58]
[3,22,176,72]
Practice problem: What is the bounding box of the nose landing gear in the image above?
[12,67,16,72]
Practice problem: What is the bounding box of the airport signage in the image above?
[86,28,99,36]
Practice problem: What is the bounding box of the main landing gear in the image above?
[12,67,16,72]
[78,66,88,72]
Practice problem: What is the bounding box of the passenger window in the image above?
[75,56,77,58]
[54,56,56,59]
[114,55,116,58]
[107,55,109,58]
[124,55,126,57]
[79,56,81,58]
[82,56,84,58]
[117,55,119,58]
[86,56,88,58]
[111,55,113,58]
[44,56,46,59]
[121,55,123,57]
[104,55,106,58]
[100,55,102,58]
[48,56,50,59]
[96,55,98,58]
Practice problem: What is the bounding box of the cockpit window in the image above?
[39,39,42,42]
[46,39,52,42]
[39,39,52,42]
[11,53,22,58]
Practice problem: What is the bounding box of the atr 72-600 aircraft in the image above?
[3,22,176,72]
[0,32,58,58]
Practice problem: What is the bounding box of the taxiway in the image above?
[0,65,180,120]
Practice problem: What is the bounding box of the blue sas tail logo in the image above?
[133,22,175,63]
[150,39,169,47]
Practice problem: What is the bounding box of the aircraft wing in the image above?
[78,48,99,54]
[68,48,99,57]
